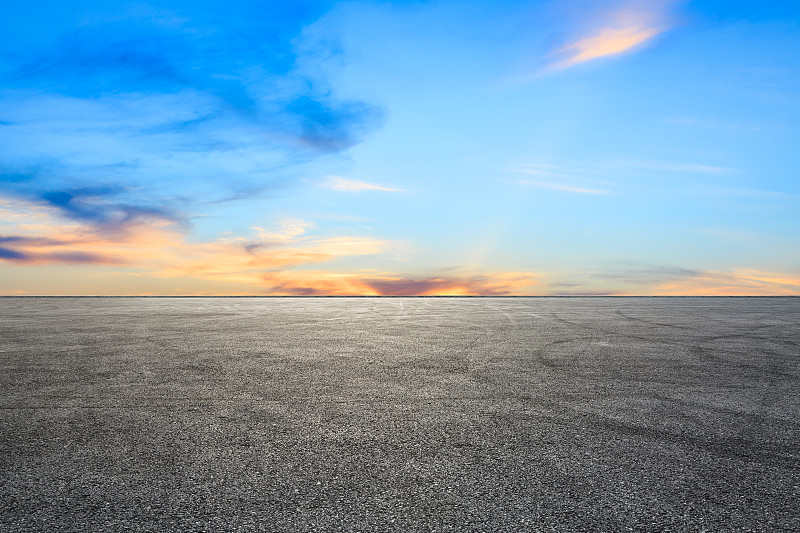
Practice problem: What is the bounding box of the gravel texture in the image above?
[0,296,798,532]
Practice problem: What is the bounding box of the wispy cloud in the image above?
[517,180,610,195]
[324,176,405,192]
[614,160,732,174]
[508,158,733,192]
[556,26,660,69]
[252,218,316,244]
[550,2,676,70]
[509,163,611,194]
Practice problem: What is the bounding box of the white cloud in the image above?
[324,176,405,192]
[252,218,314,243]
[518,180,610,195]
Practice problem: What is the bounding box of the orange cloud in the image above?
[0,198,389,288]
[1,196,540,295]
[652,269,800,296]
[551,3,675,70]
[360,273,537,296]
[260,272,539,296]
[5,197,795,297]
[557,26,660,69]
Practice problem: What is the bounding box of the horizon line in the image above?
[0,295,797,298]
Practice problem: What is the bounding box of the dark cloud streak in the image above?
[37,187,180,231]
[0,243,121,265]
[0,246,28,260]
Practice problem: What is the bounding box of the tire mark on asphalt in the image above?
[548,311,694,352]
[535,337,597,369]
[614,309,692,330]
[483,301,518,328]
[689,333,794,364]
[575,410,800,469]
[393,299,407,322]
[630,391,800,430]
[550,310,794,365]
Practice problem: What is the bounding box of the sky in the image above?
[1,0,799,295]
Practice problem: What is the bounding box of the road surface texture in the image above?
[1,297,798,532]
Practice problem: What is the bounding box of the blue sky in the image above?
[1,0,798,295]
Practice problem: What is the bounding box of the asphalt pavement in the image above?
[1,297,798,531]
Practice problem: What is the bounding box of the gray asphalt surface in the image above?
[0,297,798,532]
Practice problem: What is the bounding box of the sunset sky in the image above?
[1,0,799,295]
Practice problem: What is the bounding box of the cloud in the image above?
[0,249,122,265]
[556,26,660,69]
[6,194,795,297]
[0,2,383,232]
[0,229,125,265]
[550,2,676,70]
[546,290,624,296]
[360,273,537,296]
[590,265,704,285]
[0,247,27,260]
[260,272,539,296]
[589,264,800,295]
[0,196,542,295]
[37,186,180,232]
[252,218,316,244]
[3,3,361,137]
[509,164,611,194]
[508,158,731,195]
[612,160,732,174]
[651,268,800,296]
[324,176,405,192]
[1,5,380,148]
[0,196,389,287]
[287,97,384,153]
[517,180,610,195]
